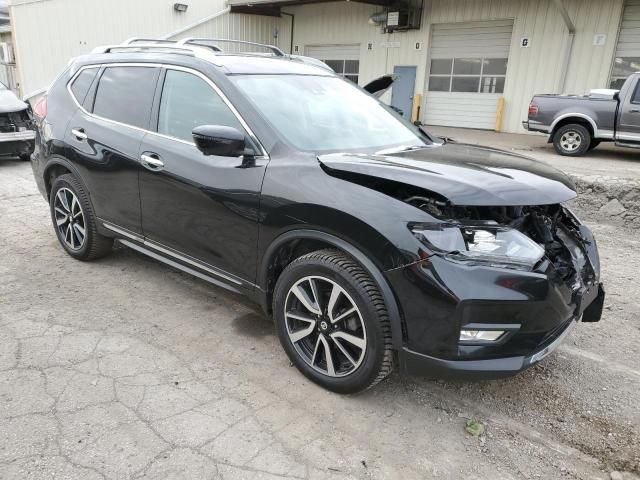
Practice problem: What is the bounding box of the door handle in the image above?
[140,153,165,171]
[71,128,87,141]
[630,109,640,113]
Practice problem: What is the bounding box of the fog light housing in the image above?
[460,329,505,342]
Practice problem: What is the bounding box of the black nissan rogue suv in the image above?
[30,38,605,393]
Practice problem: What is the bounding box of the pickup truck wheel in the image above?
[553,124,591,156]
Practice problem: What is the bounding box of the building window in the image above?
[610,57,640,89]
[323,59,360,84]
[428,57,507,93]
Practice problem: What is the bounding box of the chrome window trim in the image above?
[66,62,269,158]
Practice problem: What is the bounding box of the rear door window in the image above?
[92,66,159,129]
[69,67,99,105]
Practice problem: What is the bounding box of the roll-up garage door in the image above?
[424,20,514,130]
[305,44,360,83]
[611,0,640,89]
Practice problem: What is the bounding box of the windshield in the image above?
[230,74,427,153]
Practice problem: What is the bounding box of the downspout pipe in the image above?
[553,0,576,94]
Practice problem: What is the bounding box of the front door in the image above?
[391,66,417,120]
[138,67,267,284]
[616,77,640,143]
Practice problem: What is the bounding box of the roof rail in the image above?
[91,43,221,65]
[91,37,294,67]
[123,38,178,45]
[177,38,285,57]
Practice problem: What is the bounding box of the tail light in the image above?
[528,102,539,117]
[33,95,48,120]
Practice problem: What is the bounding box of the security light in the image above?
[174,3,188,12]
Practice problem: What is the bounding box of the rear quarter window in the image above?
[92,66,159,129]
[69,67,99,106]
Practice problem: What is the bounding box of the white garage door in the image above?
[305,44,360,83]
[611,0,640,89]
[424,20,514,130]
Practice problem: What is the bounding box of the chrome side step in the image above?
[118,239,242,294]
[101,220,246,293]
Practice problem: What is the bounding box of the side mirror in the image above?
[192,125,246,157]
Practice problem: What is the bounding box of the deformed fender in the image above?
[258,229,405,350]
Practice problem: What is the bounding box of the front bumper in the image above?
[387,224,603,379]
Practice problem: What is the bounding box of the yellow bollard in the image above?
[495,97,505,132]
[412,93,422,124]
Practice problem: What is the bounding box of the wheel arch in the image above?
[259,229,404,350]
[43,157,86,200]
[549,113,597,143]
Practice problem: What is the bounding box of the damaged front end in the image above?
[390,200,604,378]
[0,107,36,158]
[317,148,604,377]
[409,203,603,322]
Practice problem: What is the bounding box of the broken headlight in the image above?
[411,224,545,270]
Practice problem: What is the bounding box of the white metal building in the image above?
[7,0,640,133]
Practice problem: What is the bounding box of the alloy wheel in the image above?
[284,275,367,377]
[560,130,582,152]
[53,187,86,250]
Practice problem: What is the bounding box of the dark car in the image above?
[30,38,604,394]
[0,81,35,160]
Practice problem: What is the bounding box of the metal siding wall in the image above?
[289,0,623,133]
[562,0,623,95]
[9,0,286,96]
[615,0,640,57]
[430,20,514,58]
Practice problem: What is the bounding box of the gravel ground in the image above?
[1,158,639,480]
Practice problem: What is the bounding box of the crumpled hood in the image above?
[318,143,577,206]
[0,89,28,114]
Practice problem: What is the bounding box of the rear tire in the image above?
[50,174,113,261]
[19,153,31,162]
[553,124,591,156]
[273,249,393,394]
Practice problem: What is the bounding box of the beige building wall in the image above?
[8,0,286,96]
[286,0,624,133]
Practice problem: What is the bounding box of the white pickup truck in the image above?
[523,73,640,156]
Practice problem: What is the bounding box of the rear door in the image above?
[616,76,640,143]
[65,64,160,234]
[138,67,267,285]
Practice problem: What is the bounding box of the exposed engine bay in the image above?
[406,195,596,285]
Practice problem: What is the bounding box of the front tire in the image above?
[553,124,591,156]
[273,249,393,394]
[49,174,113,260]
